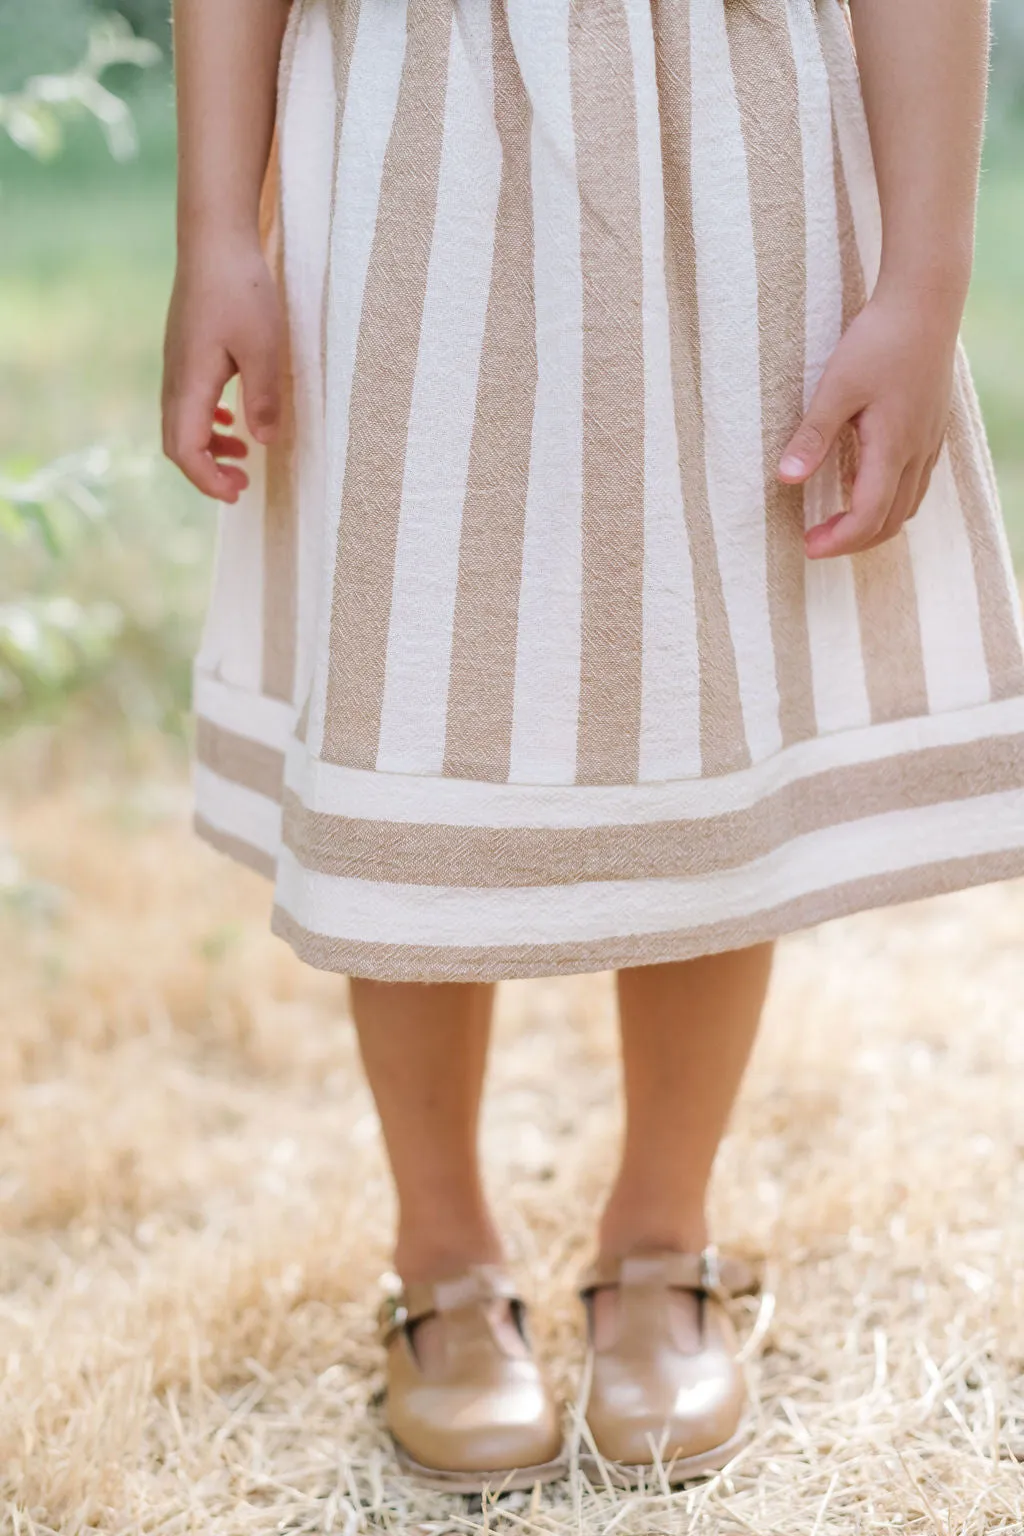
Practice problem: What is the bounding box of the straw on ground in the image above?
[0,761,1022,1534]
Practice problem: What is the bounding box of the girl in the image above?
[164,0,1024,1493]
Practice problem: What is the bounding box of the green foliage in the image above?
[991,0,1024,127]
[0,19,194,737]
[0,439,208,736]
[0,0,92,93]
[0,597,124,713]
[0,447,120,554]
[99,0,171,52]
[0,450,149,724]
[0,15,160,162]
[0,0,168,92]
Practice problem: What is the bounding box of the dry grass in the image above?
[1,755,1023,1535]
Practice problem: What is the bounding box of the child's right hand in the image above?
[162,237,283,504]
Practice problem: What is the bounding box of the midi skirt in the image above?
[193,0,1024,982]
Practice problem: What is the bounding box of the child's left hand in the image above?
[777,283,961,561]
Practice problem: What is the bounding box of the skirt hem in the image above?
[260,848,1024,983]
[191,686,1024,984]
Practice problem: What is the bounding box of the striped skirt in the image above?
[193,0,1024,982]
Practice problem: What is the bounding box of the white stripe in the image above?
[506,0,584,785]
[801,454,875,731]
[376,4,501,774]
[786,0,871,734]
[626,0,702,782]
[690,0,781,762]
[905,448,992,712]
[194,765,282,858]
[198,480,265,696]
[197,446,267,693]
[279,0,336,710]
[819,0,991,716]
[282,692,1024,829]
[817,0,879,286]
[274,787,1024,947]
[193,516,235,682]
[306,0,409,758]
[193,674,295,749]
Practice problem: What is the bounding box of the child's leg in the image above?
[592,945,773,1346]
[349,978,503,1282]
[352,980,562,1478]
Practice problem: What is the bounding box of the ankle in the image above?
[394,1216,505,1284]
[598,1200,709,1262]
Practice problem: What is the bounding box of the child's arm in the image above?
[162,0,291,503]
[779,0,990,561]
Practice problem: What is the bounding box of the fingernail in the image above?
[779,455,805,477]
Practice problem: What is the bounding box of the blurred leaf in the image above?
[0,446,135,716]
[0,99,64,160]
[0,0,93,94]
[0,596,125,711]
[86,15,162,73]
[16,501,62,559]
[97,0,172,53]
[0,14,160,163]
[0,498,30,543]
[199,924,245,963]
[0,445,153,560]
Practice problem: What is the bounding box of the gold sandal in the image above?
[380,1263,566,1492]
[577,1246,758,1487]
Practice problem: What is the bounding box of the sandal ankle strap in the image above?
[578,1246,758,1306]
[378,1263,520,1343]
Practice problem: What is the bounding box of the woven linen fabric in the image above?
[192,0,1024,982]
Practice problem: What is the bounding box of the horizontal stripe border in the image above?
[194,691,1024,826]
[269,849,1024,982]
[278,732,1024,887]
[192,695,1024,981]
[195,815,277,881]
[195,717,285,802]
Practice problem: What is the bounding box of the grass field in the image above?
[0,775,1023,1533]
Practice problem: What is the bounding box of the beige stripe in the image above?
[260,24,301,704]
[832,125,930,724]
[271,845,1024,982]
[441,0,535,782]
[726,0,816,748]
[281,733,1024,888]
[321,0,454,768]
[196,817,277,882]
[570,0,646,785]
[947,353,1024,700]
[652,1,748,775]
[195,718,286,802]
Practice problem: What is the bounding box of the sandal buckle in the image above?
[378,1274,410,1341]
[379,1296,409,1340]
[700,1245,728,1302]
